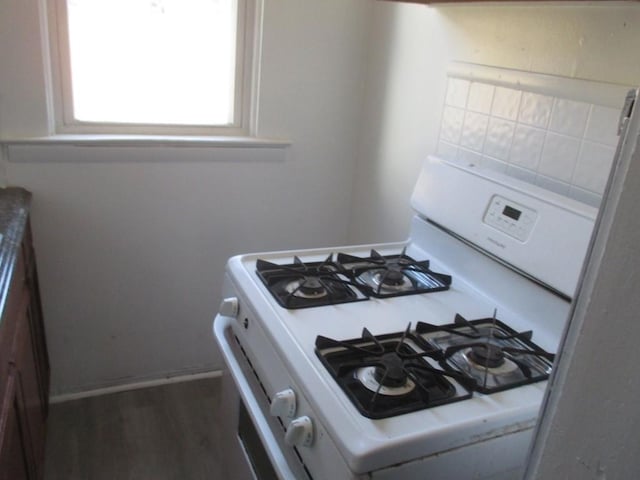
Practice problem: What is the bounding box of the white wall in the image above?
[0,0,371,394]
[349,3,640,244]
[350,4,640,476]
[0,0,51,137]
[526,82,640,480]
[4,0,640,399]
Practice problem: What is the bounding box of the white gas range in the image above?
[213,156,596,479]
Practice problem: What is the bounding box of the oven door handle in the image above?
[213,314,297,480]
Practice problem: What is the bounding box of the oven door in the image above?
[213,315,306,480]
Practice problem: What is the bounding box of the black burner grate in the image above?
[315,325,474,419]
[256,255,367,309]
[256,249,453,308]
[315,315,556,418]
[337,248,452,298]
[416,314,555,394]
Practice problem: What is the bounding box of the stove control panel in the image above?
[483,195,537,242]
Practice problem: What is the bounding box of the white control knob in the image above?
[284,416,313,447]
[270,389,297,418]
[219,297,239,317]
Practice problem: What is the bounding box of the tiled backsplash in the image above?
[437,65,628,208]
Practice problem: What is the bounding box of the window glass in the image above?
[62,0,240,127]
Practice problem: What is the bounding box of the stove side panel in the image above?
[372,426,533,480]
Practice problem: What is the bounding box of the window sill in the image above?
[0,134,291,149]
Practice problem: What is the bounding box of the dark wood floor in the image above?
[44,377,224,480]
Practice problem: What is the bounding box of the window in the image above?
[49,0,257,136]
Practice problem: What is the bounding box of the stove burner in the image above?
[467,344,505,368]
[374,352,408,387]
[381,267,404,285]
[461,349,519,376]
[286,277,328,299]
[373,267,410,289]
[337,248,451,298]
[356,367,416,396]
[315,325,473,419]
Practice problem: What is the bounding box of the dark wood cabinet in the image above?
[0,370,31,480]
[0,195,49,480]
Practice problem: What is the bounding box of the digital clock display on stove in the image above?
[483,195,537,242]
[502,205,522,221]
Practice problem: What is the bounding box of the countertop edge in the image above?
[0,188,32,325]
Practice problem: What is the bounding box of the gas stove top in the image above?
[255,248,452,308]
[315,313,554,419]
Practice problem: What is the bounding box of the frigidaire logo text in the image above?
[487,237,506,249]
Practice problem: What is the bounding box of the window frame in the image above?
[47,0,258,137]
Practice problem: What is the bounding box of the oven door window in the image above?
[238,400,279,479]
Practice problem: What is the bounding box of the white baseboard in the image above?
[50,370,223,404]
